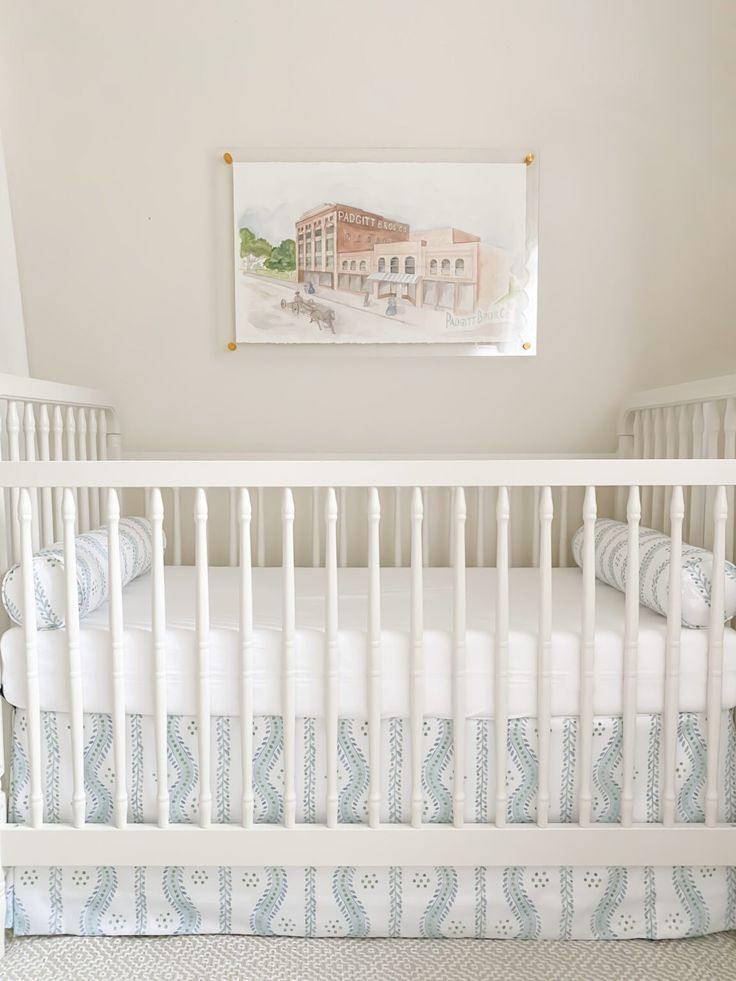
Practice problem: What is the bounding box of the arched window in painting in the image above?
[429,259,438,275]
[405,256,416,275]
[441,259,451,276]
[455,258,465,276]
[390,256,399,273]
[378,257,386,272]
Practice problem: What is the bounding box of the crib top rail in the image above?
[618,372,736,438]
[1,457,735,487]
[0,373,118,421]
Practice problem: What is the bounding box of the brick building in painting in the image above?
[295,203,509,315]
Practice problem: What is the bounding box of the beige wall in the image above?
[0,0,733,456]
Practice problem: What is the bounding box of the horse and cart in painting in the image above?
[280,292,336,334]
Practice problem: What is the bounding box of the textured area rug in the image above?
[1,931,736,981]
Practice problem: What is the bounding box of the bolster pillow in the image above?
[571,518,736,628]
[1,516,156,630]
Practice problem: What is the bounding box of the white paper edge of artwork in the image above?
[220,147,539,359]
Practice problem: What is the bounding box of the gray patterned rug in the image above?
[1,931,736,981]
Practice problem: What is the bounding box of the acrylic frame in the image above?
[223,148,539,358]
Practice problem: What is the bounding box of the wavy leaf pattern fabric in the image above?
[9,864,736,940]
[7,708,736,940]
[1,516,156,629]
[571,518,736,628]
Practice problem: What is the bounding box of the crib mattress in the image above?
[2,567,736,717]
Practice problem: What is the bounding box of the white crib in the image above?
[0,371,735,945]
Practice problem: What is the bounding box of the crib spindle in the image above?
[8,402,21,563]
[195,489,212,828]
[228,488,237,567]
[88,410,100,529]
[77,408,90,533]
[705,486,728,827]
[172,488,182,566]
[641,412,653,528]
[537,487,553,828]
[663,408,677,535]
[257,487,266,567]
[339,487,348,568]
[239,489,254,829]
[663,485,684,827]
[367,487,381,829]
[448,488,455,569]
[37,405,54,548]
[22,403,40,553]
[410,487,424,828]
[494,487,510,828]
[558,486,569,567]
[725,400,736,564]
[150,488,169,828]
[689,402,706,547]
[578,486,597,827]
[62,489,86,829]
[98,408,108,460]
[651,408,666,531]
[282,488,297,829]
[531,487,541,567]
[98,411,109,524]
[422,487,430,567]
[64,407,78,528]
[325,488,339,829]
[621,486,641,828]
[106,489,128,829]
[452,487,467,828]
[393,487,402,567]
[52,405,63,542]
[703,404,720,550]
[19,489,43,828]
[312,487,320,567]
[475,487,485,568]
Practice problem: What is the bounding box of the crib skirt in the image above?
[6,708,736,939]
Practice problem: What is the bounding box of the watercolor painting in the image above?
[232,158,537,350]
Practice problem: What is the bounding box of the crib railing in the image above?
[618,372,736,555]
[0,457,735,880]
[0,373,120,574]
[159,480,588,571]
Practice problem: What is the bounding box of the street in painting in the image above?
[232,159,536,350]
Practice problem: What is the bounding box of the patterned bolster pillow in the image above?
[571,518,736,628]
[1,517,156,630]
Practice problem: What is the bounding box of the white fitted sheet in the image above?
[2,567,735,717]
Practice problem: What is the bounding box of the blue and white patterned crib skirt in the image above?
[6,709,736,939]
